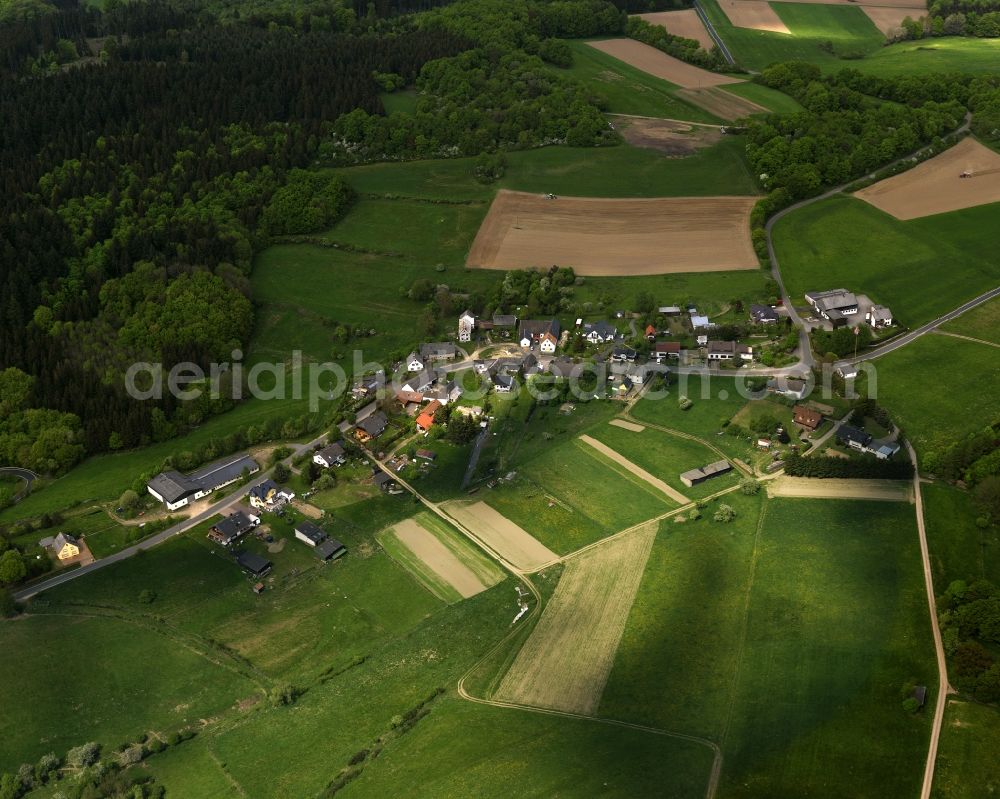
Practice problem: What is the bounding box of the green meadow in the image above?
[941,295,1000,345]
[922,482,1000,587]
[855,36,1000,76]
[932,699,1000,799]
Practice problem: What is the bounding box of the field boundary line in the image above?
[930,329,1000,349]
[573,436,687,506]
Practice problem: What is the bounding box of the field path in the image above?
[609,419,645,432]
[932,329,1000,350]
[579,434,690,504]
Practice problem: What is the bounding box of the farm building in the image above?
[491,313,518,330]
[416,449,437,461]
[870,440,901,460]
[235,551,272,578]
[294,521,328,547]
[680,460,733,487]
[690,314,712,330]
[792,405,823,431]
[248,480,295,512]
[52,532,80,561]
[147,453,260,511]
[659,306,682,316]
[208,511,259,546]
[373,470,398,493]
[805,289,858,326]
[315,538,347,562]
[313,443,346,469]
[420,342,458,361]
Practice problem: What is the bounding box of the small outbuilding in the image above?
[679,460,733,488]
[235,551,272,578]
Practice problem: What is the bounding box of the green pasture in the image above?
[932,699,1000,799]
[923,483,1000,587]
[630,374,753,441]
[854,36,1000,76]
[941,295,1000,345]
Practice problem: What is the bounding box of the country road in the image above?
[0,467,37,503]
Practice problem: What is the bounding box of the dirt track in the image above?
[444,500,557,571]
[612,115,722,155]
[609,419,646,433]
[767,477,912,501]
[579,435,690,504]
[466,191,759,275]
[587,38,742,89]
[719,0,791,33]
[677,86,767,121]
[494,524,657,714]
[637,10,715,50]
[390,519,490,599]
[855,137,1000,220]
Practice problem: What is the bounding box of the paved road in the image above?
[13,434,327,603]
[0,467,37,502]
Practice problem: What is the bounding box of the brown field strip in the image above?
[855,137,1000,220]
[494,524,657,714]
[443,500,558,571]
[388,519,491,599]
[636,10,715,50]
[609,419,646,432]
[719,0,791,33]
[860,6,920,35]
[466,190,759,275]
[586,38,742,89]
[766,477,912,501]
[677,86,767,121]
[579,434,690,504]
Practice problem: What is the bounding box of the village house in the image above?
[147,453,260,511]
[248,479,295,512]
[458,310,476,342]
[518,319,560,349]
[356,410,389,441]
[768,378,808,401]
[492,373,515,393]
[679,460,733,488]
[582,321,617,344]
[313,442,346,469]
[416,400,442,432]
[653,341,681,362]
[836,424,872,451]
[420,342,459,362]
[208,511,259,546]
[750,304,779,324]
[351,371,383,400]
[401,370,436,394]
[792,405,823,431]
[405,351,425,372]
[866,305,893,329]
[611,346,637,363]
[645,324,657,342]
[706,340,753,361]
[423,380,463,405]
[805,289,858,327]
[837,365,859,380]
[538,331,558,354]
[52,532,80,561]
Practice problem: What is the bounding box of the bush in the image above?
[270,684,301,706]
[272,462,291,483]
[678,395,693,410]
[713,503,737,523]
[138,589,157,605]
[740,477,761,495]
[901,697,920,713]
[66,742,100,769]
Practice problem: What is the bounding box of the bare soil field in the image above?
[586,38,743,89]
[292,499,323,519]
[388,519,490,599]
[860,6,919,35]
[855,137,1000,220]
[466,190,759,275]
[444,500,558,571]
[609,419,646,432]
[767,477,912,501]
[611,114,722,155]
[494,524,657,714]
[637,9,715,50]
[719,0,791,33]
[677,86,767,121]
[579,435,690,504]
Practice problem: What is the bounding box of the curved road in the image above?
[0,467,36,503]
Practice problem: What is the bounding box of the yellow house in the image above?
[53,533,80,560]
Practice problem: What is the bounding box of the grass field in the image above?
[932,699,1000,799]
[941,295,1000,345]
[774,196,1000,329]
[558,39,720,123]
[721,80,804,114]
[922,483,1000,587]
[853,36,1000,76]
[380,89,418,115]
[701,0,883,71]
[874,333,1000,459]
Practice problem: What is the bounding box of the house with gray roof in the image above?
[147,453,260,511]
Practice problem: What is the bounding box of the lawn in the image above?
[700,0,883,72]
[873,333,1000,460]
[922,483,1000,587]
[932,699,1000,799]
[853,36,1000,76]
[557,39,720,123]
[630,373,754,442]
[941,295,1000,345]
[774,196,1000,329]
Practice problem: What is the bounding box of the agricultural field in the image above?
[922,483,1000,587]
[443,500,559,571]
[466,190,759,275]
[637,9,715,50]
[941,295,1000,345]
[853,36,1000,76]
[721,79,804,114]
[586,37,743,89]
[773,195,1000,329]
[766,476,913,501]
[494,524,657,714]
[932,700,1000,799]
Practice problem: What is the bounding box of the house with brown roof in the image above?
[416,400,442,432]
[792,405,823,431]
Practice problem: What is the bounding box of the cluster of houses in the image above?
[805,289,893,331]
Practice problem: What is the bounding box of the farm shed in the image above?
[679,460,733,488]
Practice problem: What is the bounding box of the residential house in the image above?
[401,370,436,394]
[208,511,259,546]
[313,443,346,469]
[493,373,515,393]
[792,405,823,431]
[416,400,442,432]
[706,340,753,361]
[767,378,808,401]
[805,289,858,327]
[148,453,260,511]
[423,381,463,405]
[611,346,637,363]
[750,304,779,324]
[295,521,328,547]
[582,321,617,345]
[351,372,383,399]
[867,305,893,329]
[235,551,272,578]
[679,460,733,488]
[519,319,560,349]
[396,390,423,406]
[690,314,712,330]
[836,424,872,451]
[420,342,458,361]
[458,310,476,342]
[356,411,389,441]
[548,357,584,380]
[645,324,657,342]
[538,331,558,354]
[653,342,681,362]
[52,532,80,560]
[373,470,397,493]
[248,479,295,512]
[416,449,437,461]
[405,352,425,372]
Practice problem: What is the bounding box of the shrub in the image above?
[66,742,100,768]
[740,477,761,495]
[138,589,157,605]
[713,504,737,523]
[901,697,920,713]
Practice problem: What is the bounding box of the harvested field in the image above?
[466,190,759,275]
[586,38,742,89]
[444,500,558,571]
[677,86,768,121]
[637,9,715,50]
[719,0,791,33]
[860,6,918,35]
[611,114,722,155]
[495,524,657,714]
[382,518,496,600]
[767,476,912,501]
[579,435,690,504]
[609,419,646,432]
[855,138,1000,220]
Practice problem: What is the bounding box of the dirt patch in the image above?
[676,86,767,121]
[719,0,791,33]
[637,9,715,50]
[611,114,722,155]
[494,524,657,714]
[444,501,557,571]
[586,38,743,89]
[824,448,850,459]
[267,538,286,553]
[292,500,323,520]
[609,419,646,432]
[860,6,919,35]
[466,190,759,275]
[855,138,1000,220]
[767,476,912,501]
[390,519,490,599]
[578,435,690,504]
